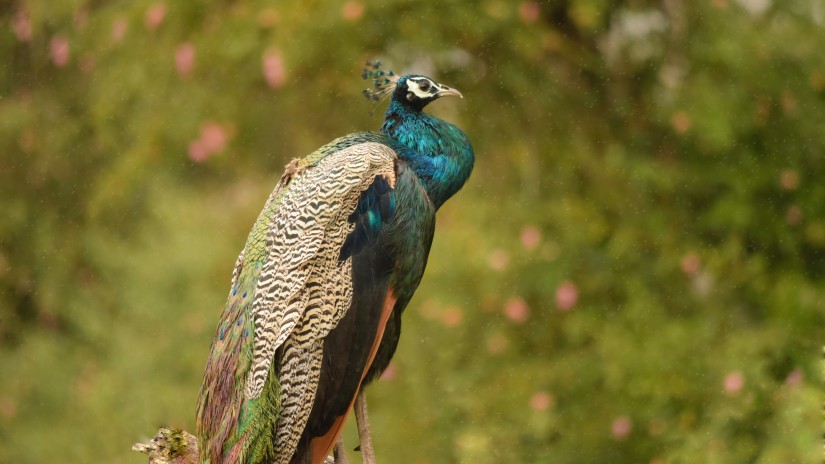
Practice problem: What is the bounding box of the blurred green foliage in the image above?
[0,0,823,462]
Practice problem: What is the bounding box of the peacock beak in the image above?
[436,84,463,99]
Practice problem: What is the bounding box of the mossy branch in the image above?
[132,428,198,464]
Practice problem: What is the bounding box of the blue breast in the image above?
[381,101,474,209]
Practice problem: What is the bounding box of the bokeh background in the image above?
[1,0,823,462]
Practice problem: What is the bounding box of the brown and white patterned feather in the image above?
[245,142,396,463]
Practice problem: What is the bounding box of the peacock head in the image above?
[362,60,462,112]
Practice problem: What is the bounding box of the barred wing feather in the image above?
[254,142,396,462]
[197,139,398,464]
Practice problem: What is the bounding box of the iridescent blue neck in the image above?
[381,99,474,209]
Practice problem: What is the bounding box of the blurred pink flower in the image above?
[341,1,365,21]
[529,391,553,411]
[188,122,229,163]
[555,280,578,311]
[12,10,32,42]
[503,297,529,324]
[779,169,799,190]
[724,371,744,395]
[50,36,70,68]
[487,249,509,271]
[262,48,287,89]
[786,205,802,225]
[681,253,700,276]
[175,43,196,77]
[519,2,540,23]
[440,306,464,327]
[188,140,210,163]
[145,3,167,30]
[520,226,541,249]
[785,368,803,386]
[111,18,128,42]
[611,416,632,440]
[671,111,691,134]
[201,123,227,153]
[380,363,397,381]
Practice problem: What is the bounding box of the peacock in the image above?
[194,61,474,464]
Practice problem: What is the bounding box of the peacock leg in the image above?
[354,390,376,464]
[333,434,350,464]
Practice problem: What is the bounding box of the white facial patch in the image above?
[405,78,436,99]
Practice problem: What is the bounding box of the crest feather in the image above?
[361,60,398,103]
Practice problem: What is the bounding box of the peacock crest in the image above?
[361,60,399,103]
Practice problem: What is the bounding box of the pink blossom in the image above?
[681,253,700,276]
[440,306,463,327]
[111,18,128,42]
[201,123,227,153]
[724,371,744,395]
[519,2,540,23]
[785,368,803,386]
[555,280,578,311]
[487,249,509,271]
[779,169,799,190]
[12,10,32,42]
[671,111,691,134]
[145,3,167,30]
[175,43,196,77]
[341,1,365,21]
[50,36,70,68]
[503,297,529,324]
[262,48,287,89]
[611,416,632,440]
[188,122,229,163]
[786,205,802,225]
[520,226,541,249]
[529,391,553,411]
[188,140,209,163]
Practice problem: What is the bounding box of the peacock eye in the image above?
[418,81,431,92]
